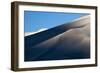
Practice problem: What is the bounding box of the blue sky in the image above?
[24,11,89,32]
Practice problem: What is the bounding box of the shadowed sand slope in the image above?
[25,15,90,61]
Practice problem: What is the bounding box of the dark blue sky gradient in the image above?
[24,11,89,32]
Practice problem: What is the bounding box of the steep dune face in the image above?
[25,15,90,61]
[55,25,90,58]
[31,24,90,61]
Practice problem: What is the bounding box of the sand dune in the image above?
[25,15,90,61]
